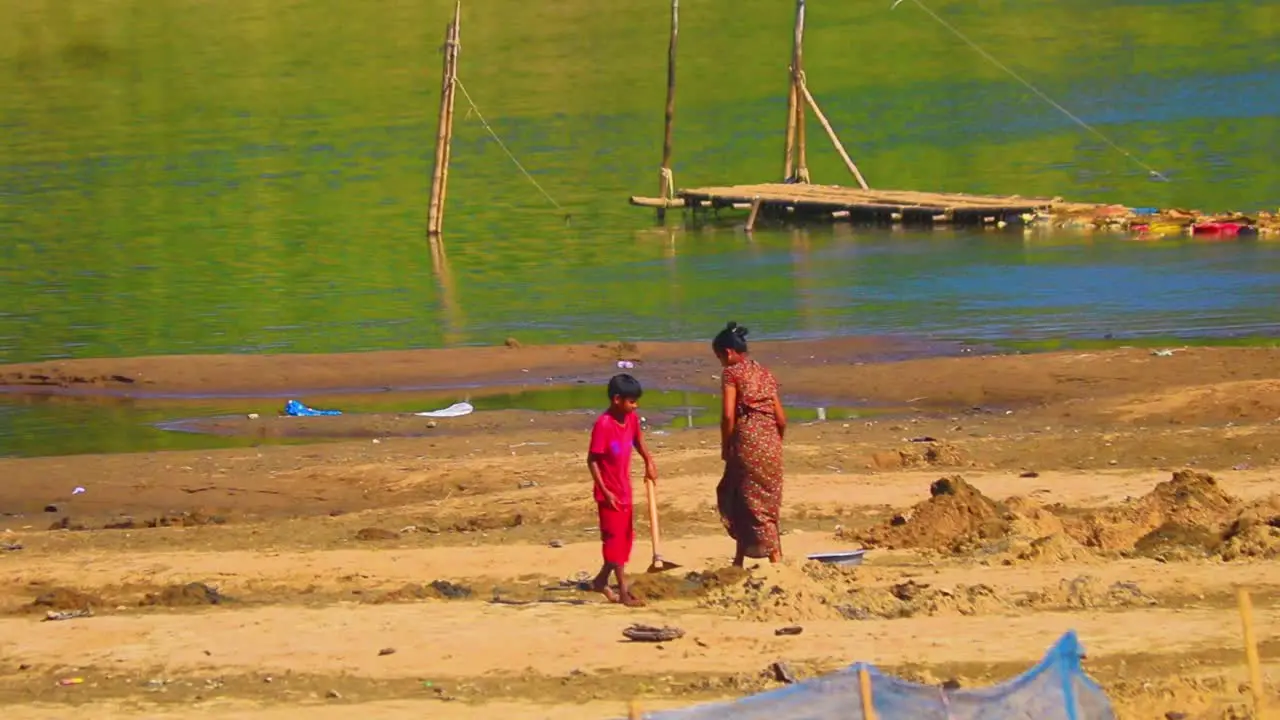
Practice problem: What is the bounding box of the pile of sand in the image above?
[859,476,1013,553]
[853,471,1274,564]
[140,582,225,607]
[871,441,968,470]
[371,580,474,603]
[1019,575,1156,611]
[1063,470,1239,552]
[1049,470,1280,562]
[1218,495,1280,560]
[31,588,102,612]
[699,562,1020,621]
[698,562,857,621]
[998,532,1098,565]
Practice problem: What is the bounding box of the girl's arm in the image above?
[588,454,619,509]
[721,382,738,461]
[633,425,658,482]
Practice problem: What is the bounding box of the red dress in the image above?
[717,358,784,559]
[589,412,638,566]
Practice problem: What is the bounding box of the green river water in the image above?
[1,0,1279,455]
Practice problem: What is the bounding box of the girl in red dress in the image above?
[712,322,787,566]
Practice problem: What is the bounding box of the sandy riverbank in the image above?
[1,342,1278,718]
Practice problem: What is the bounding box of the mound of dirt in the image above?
[451,513,524,533]
[1140,470,1238,526]
[699,562,1018,622]
[31,588,102,612]
[372,580,474,603]
[698,562,860,621]
[1218,495,1280,560]
[1001,532,1098,565]
[840,580,1014,620]
[1133,522,1221,561]
[1021,575,1156,610]
[1003,496,1066,538]
[870,442,967,470]
[148,512,226,528]
[354,527,400,541]
[629,567,750,603]
[1062,470,1241,552]
[140,582,224,607]
[861,476,1010,552]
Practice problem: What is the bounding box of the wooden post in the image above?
[800,85,870,189]
[859,666,877,720]
[790,0,809,183]
[656,0,680,223]
[426,3,461,237]
[436,2,460,234]
[745,197,763,232]
[782,82,798,181]
[1237,587,1267,718]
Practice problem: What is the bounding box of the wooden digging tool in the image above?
[645,478,681,573]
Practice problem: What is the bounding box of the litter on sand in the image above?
[623,624,685,642]
[283,400,342,417]
[415,402,475,418]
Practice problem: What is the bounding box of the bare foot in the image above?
[620,594,647,608]
[592,580,620,603]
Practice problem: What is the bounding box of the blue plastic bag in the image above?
[283,399,342,417]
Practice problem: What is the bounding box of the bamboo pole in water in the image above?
[656,0,680,222]
[801,84,870,189]
[436,2,461,234]
[782,82,798,181]
[745,197,763,232]
[427,3,460,237]
[1236,587,1268,718]
[790,0,809,183]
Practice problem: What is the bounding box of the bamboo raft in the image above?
[630,183,1102,225]
[627,0,1113,231]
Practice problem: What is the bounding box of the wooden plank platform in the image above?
[631,183,1103,225]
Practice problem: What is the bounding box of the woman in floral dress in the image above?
[712,322,788,566]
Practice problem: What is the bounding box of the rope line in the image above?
[454,77,567,209]
[891,0,1169,182]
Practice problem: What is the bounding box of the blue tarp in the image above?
[283,399,341,417]
[639,631,1114,720]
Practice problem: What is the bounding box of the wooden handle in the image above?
[1237,587,1267,718]
[645,479,662,555]
[859,666,876,720]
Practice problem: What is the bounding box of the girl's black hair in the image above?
[711,321,749,354]
[607,373,643,401]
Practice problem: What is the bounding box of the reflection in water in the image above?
[428,235,465,346]
[790,228,819,335]
[2,0,1280,362]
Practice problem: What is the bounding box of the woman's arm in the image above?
[721,382,737,461]
[772,394,788,440]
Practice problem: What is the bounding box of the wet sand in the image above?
[1,342,1279,718]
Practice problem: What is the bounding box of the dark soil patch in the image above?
[139,582,224,607]
[31,588,102,612]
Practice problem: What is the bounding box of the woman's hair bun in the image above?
[712,321,750,353]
